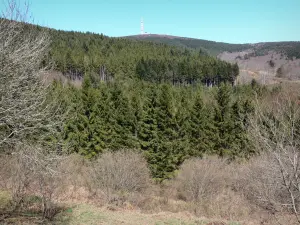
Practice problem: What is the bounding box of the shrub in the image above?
[91,150,151,203]
[240,152,300,214]
[5,145,64,219]
[174,157,228,203]
[172,157,252,220]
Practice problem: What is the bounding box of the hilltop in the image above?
[124,34,252,56]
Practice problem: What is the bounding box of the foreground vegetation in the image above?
[2,1,300,224]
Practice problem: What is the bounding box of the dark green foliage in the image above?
[212,83,256,159]
[45,29,239,85]
[38,25,258,180]
[187,91,215,156]
[108,83,137,149]
[135,56,238,85]
[138,85,187,180]
[2,19,295,182]
[230,98,255,158]
[127,35,300,60]
[126,35,252,56]
[213,83,234,156]
[60,79,256,179]
[63,75,105,158]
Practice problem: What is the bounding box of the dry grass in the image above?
[53,203,242,225]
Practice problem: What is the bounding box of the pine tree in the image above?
[109,83,136,149]
[188,91,215,156]
[64,74,103,158]
[139,86,160,168]
[94,83,115,150]
[214,83,234,157]
[143,84,187,180]
[230,98,255,159]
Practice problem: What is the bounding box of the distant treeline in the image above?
[126,35,252,56]
[46,30,239,85]
[253,42,300,60]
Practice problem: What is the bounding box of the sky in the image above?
[1,0,300,43]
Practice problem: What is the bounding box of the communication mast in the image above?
[141,18,144,35]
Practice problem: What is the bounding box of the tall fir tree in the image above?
[109,83,137,149]
[230,98,255,159]
[64,74,103,158]
[146,84,187,180]
[188,91,215,156]
[213,83,234,157]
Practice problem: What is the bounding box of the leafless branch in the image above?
[0,0,61,151]
[248,88,300,223]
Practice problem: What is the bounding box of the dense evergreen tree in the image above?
[213,83,234,157]
[188,91,215,156]
[108,83,137,149]
[59,79,257,179]
[230,98,255,159]
[63,75,103,158]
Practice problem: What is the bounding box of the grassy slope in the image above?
[0,190,241,225]
[54,204,242,225]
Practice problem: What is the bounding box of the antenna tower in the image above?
[141,18,144,35]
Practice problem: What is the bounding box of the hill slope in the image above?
[45,29,239,85]
[124,34,252,56]
[124,34,300,84]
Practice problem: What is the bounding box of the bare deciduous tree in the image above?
[0,1,65,220]
[0,0,59,151]
[249,89,300,223]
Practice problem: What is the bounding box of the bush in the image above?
[172,157,252,220]
[0,145,65,219]
[240,152,300,214]
[174,157,228,202]
[91,150,151,203]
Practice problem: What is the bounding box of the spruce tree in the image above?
[139,86,160,173]
[95,83,115,150]
[143,84,187,180]
[214,83,234,157]
[64,74,103,158]
[230,98,255,159]
[109,83,136,149]
[188,91,215,156]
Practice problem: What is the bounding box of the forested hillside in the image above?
[125,34,252,56]
[47,29,239,85]
[126,34,300,60]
